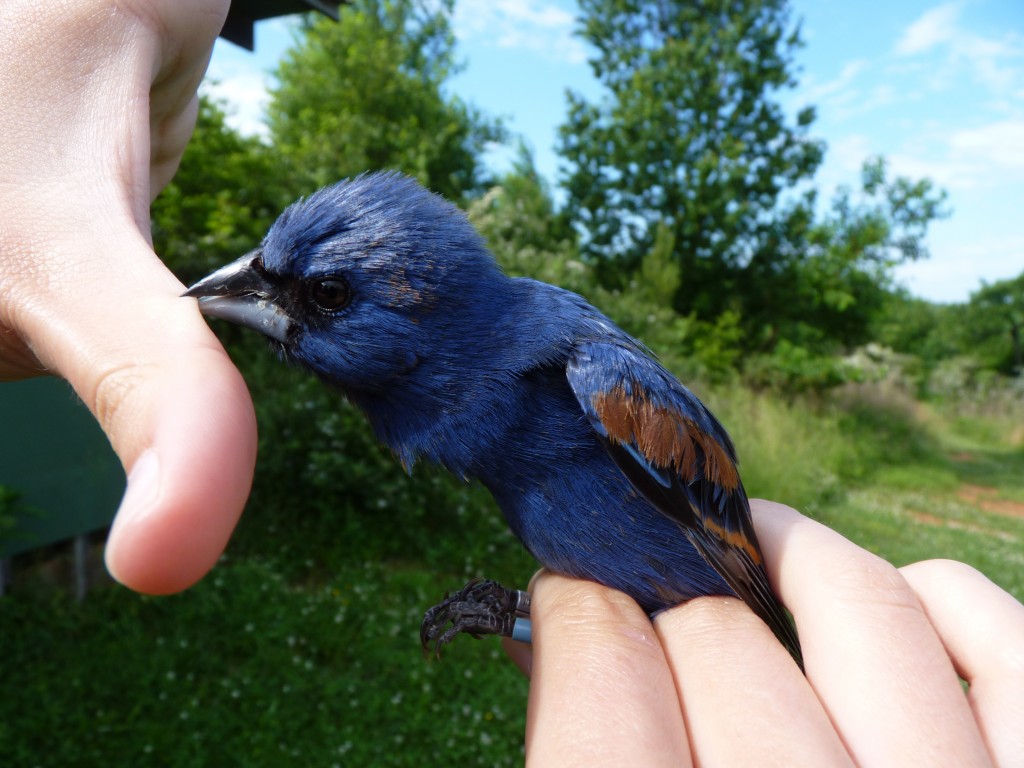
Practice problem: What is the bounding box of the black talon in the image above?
[420,578,531,657]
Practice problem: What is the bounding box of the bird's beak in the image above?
[183,250,295,343]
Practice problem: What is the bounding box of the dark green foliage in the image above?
[870,271,1024,393]
[873,290,962,363]
[0,486,26,545]
[152,96,287,283]
[774,159,947,342]
[709,157,948,361]
[267,0,504,201]
[560,0,824,314]
[3,1,1020,763]
[469,146,579,285]
[743,339,851,392]
[0,557,528,767]
[965,272,1024,375]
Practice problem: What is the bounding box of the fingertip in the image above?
[748,498,802,529]
[5,210,258,594]
[531,572,652,639]
[105,348,256,594]
[654,596,848,766]
[525,574,690,764]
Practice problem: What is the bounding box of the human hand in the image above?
[505,500,1024,766]
[0,0,255,594]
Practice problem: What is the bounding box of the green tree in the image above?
[468,154,736,382]
[152,95,285,283]
[559,0,823,317]
[872,290,961,367]
[966,273,1024,375]
[468,146,585,291]
[742,157,949,353]
[557,0,950,369]
[267,0,503,201]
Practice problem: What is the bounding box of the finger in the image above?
[9,227,256,594]
[141,0,231,196]
[99,329,257,595]
[901,559,1024,766]
[525,572,691,767]
[1,0,246,594]
[655,596,853,766]
[750,500,992,768]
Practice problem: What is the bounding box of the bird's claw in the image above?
[420,578,531,658]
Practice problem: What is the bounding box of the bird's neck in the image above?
[347,278,575,476]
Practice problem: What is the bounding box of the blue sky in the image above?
[205,0,1023,304]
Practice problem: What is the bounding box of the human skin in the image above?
[0,0,254,595]
[508,500,1024,767]
[4,6,1022,763]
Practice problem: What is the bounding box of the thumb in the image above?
[0,0,251,594]
[8,225,257,595]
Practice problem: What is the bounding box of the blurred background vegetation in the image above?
[3,0,1022,764]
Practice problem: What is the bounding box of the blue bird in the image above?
[184,172,802,667]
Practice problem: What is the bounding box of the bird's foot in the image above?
[420,578,531,657]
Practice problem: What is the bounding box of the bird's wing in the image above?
[566,340,802,666]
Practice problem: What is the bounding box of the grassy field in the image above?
[1,383,1021,766]
[826,401,1024,601]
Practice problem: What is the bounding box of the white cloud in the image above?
[494,0,575,28]
[894,3,960,56]
[895,231,1024,302]
[203,40,276,138]
[893,3,1023,94]
[202,75,272,139]
[453,0,586,64]
[800,59,869,104]
[882,118,1024,193]
[952,33,1021,92]
[949,119,1024,170]
[850,116,1023,195]
[885,149,981,192]
[823,133,873,179]
[795,59,913,125]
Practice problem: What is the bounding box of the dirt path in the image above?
[955,483,1024,519]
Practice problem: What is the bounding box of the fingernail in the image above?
[105,449,161,585]
[118,448,161,525]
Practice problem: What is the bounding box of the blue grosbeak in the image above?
[185,172,801,667]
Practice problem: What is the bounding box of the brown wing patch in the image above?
[592,383,740,490]
[701,519,763,565]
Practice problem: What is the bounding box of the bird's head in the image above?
[184,172,508,395]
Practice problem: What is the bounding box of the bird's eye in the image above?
[309,276,352,313]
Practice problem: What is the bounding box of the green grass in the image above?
[2,383,1022,765]
[708,382,1023,601]
[0,555,530,767]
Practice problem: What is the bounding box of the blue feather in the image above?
[187,172,800,663]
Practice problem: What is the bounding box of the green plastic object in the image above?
[0,378,123,557]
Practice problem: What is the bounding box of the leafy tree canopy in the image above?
[267,0,504,202]
[559,0,824,307]
[558,0,949,362]
[152,95,286,283]
[966,272,1024,375]
[740,157,949,353]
